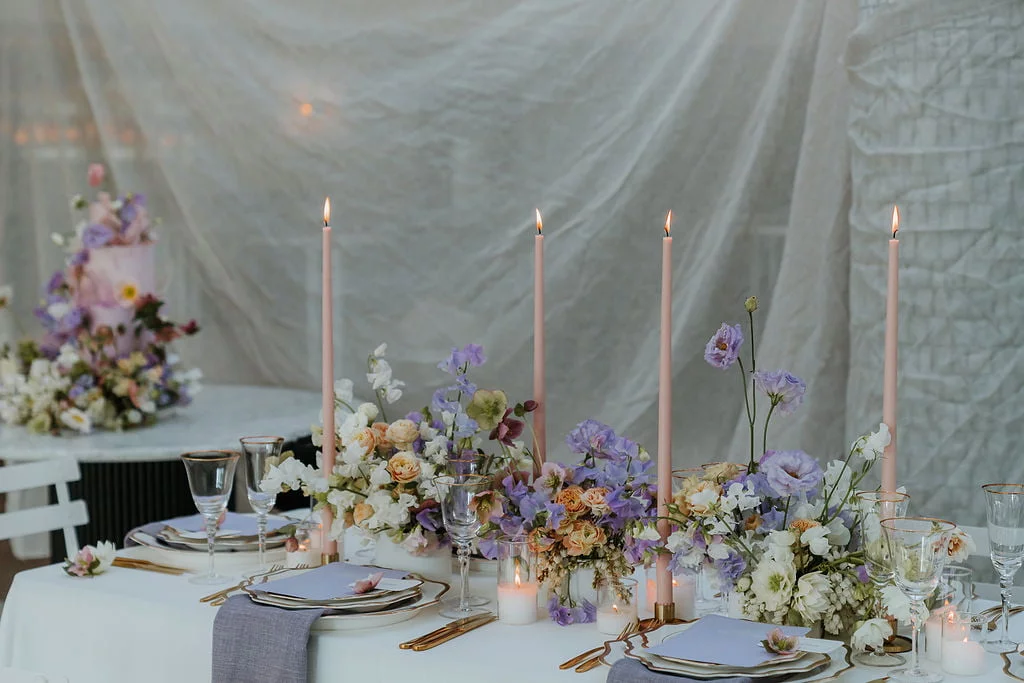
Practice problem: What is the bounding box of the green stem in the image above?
[736,358,756,470]
[748,310,756,373]
[782,495,792,528]
[762,402,776,457]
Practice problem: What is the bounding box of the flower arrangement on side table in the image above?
[0,164,201,435]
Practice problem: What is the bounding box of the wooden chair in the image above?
[0,459,88,561]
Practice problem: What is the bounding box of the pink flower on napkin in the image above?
[351,572,384,594]
[762,628,799,655]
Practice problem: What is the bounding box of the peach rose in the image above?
[372,422,393,450]
[788,518,821,535]
[386,452,421,484]
[349,427,378,455]
[686,480,722,515]
[581,487,610,514]
[353,502,374,527]
[526,528,555,554]
[554,485,588,517]
[562,520,606,557]
[385,419,419,448]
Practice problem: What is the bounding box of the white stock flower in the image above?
[60,408,92,434]
[853,423,890,462]
[801,525,831,556]
[333,378,354,405]
[851,618,891,653]
[793,572,831,622]
[93,540,116,573]
[750,559,795,612]
[369,463,393,486]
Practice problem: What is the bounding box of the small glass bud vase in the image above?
[496,537,538,625]
[596,577,638,635]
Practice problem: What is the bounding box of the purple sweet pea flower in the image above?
[704,323,744,369]
[714,551,747,583]
[605,486,648,520]
[477,532,500,560]
[753,370,806,416]
[548,597,573,626]
[566,419,618,458]
[625,534,661,564]
[455,374,477,396]
[68,385,86,400]
[759,507,786,532]
[452,412,478,438]
[462,343,486,367]
[46,271,66,294]
[571,601,597,624]
[67,250,89,267]
[760,450,823,497]
[544,502,566,530]
[81,223,115,249]
[856,564,871,584]
[404,410,425,424]
[431,387,458,414]
[437,347,466,375]
[415,507,441,532]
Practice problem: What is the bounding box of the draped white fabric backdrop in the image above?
[0,0,1019,526]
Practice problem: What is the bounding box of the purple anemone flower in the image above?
[760,450,823,497]
[704,323,744,369]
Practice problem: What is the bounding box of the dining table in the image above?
[1,546,1020,683]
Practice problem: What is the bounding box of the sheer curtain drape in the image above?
[3,3,854,473]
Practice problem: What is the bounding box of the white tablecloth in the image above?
[0,549,1016,683]
[1,385,320,559]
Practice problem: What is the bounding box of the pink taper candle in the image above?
[881,206,899,492]
[656,211,673,608]
[321,198,337,559]
[533,209,546,477]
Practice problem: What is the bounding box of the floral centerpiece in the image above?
[0,164,201,434]
[476,419,655,625]
[659,296,885,636]
[261,343,538,557]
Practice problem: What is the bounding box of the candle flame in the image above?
[612,604,619,614]
[664,211,672,237]
[891,205,899,238]
[514,565,522,587]
[323,197,331,226]
[535,209,543,235]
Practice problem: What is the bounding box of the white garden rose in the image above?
[385,419,419,448]
[792,572,831,622]
[851,618,891,653]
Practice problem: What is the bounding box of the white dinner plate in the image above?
[128,530,286,572]
[311,577,450,631]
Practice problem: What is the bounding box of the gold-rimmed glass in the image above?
[854,490,910,667]
[881,516,955,683]
[239,435,284,569]
[181,450,240,585]
[982,483,1024,653]
[433,473,491,619]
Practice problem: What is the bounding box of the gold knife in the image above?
[112,558,187,575]
[411,614,497,651]
[399,613,491,650]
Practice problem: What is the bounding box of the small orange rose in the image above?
[386,452,421,484]
[372,422,393,450]
[554,485,588,517]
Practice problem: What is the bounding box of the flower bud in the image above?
[744,296,759,313]
[522,399,538,412]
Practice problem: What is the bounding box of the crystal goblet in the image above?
[434,473,491,619]
[881,516,955,683]
[239,435,284,569]
[181,450,240,585]
[982,483,1024,653]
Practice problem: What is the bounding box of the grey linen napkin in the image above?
[212,595,324,683]
[606,659,752,683]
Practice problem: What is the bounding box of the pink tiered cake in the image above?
[73,243,155,353]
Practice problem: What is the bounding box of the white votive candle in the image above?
[497,578,539,625]
[285,549,317,568]
[596,603,637,635]
[924,610,944,662]
[941,639,987,676]
[673,573,697,620]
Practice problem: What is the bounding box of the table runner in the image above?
[606,658,752,683]
[212,595,323,683]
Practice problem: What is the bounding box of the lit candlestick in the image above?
[321,198,337,561]
[882,206,899,492]
[656,211,673,611]
[533,209,546,475]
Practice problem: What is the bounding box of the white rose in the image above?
[792,572,831,622]
[356,402,379,422]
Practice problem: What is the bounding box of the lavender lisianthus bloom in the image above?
[704,323,744,369]
[81,223,115,249]
[753,370,806,415]
[566,419,617,458]
[760,450,823,497]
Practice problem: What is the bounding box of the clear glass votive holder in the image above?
[596,577,638,635]
[938,565,974,614]
[285,520,321,569]
[941,611,988,677]
[644,566,698,620]
[496,537,538,625]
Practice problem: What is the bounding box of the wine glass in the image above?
[239,435,284,569]
[982,483,1024,653]
[881,516,955,683]
[181,450,240,585]
[445,456,489,606]
[854,490,910,667]
[434,473,491,619]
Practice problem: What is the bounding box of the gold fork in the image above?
[574,620,643,672]
[560,621,637,670]
[209,564,309,606]
[200,564,289,604]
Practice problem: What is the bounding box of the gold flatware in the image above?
[199,564,287,603]
[410,613,496,651]
[560,620,640,670]
[574,620,643,673]
[400,613,491,650]
[208,564,310,606]
[113,557,187,575]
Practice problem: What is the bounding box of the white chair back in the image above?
[0,459,88,559]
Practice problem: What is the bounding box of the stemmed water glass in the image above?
[982,483,1024,653]
[434,473,491,619]
[881,516,955,683]
[181,450,240,585]
[445,457,488,607]
[239,436,284,569]
[854,490,910,667]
